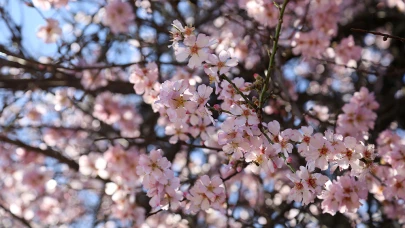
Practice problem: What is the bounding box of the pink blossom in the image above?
[335,136,362,172]
[222,136,250,160]
[165,123,190,144]
[33,0,68,9]
[245,142,283,174]
[170,20,185,44]
[187,175,225,213]
[335,36,362,64]
[37,19,62,43]
[319,175,367,215]
[273,129,294,158]
[190,116,216,141]
[78,152,107,177]
[92,92,121,125]
[207,50,238,74]
[137,149,171,183]
[21,166,52,193]
[175,34,211,68]
[52,0,69,8]
[311,1,339,36]
[325,129,346,155]
[242,0,280,28]
[384,174,405,199]
[170,20,195,44]
[230,104,259,126]
[336,87,378,139]
[81,68,108,90]
[307,133,333,170]
[103,0,135,34]
[292,31,330,59]
[129,63,159,95]
[287,166,328,205]
[192,84,213,109]
[295,126,314,155]
[219,77,250,110]
[33,0,51,10]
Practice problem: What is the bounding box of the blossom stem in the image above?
[219,75,256,109]
[259,125,296,173]
[258,0,290,110]
[351,28,405,43]
[0,203,32,228]
[280,153,296,173]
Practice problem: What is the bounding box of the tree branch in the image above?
[0,203,32,228]
[351,28,405,43]
[0,135,79,171]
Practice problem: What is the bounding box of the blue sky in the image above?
[3,0,56,56]
[2,0,104,58]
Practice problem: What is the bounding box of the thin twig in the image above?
[259,0,290,110]
[219,75,256,109]
[0,203,32,228]
[0,135,80,171]
[94,136,222,151]
[351,28,405,43]
[146,209,163,218]
[312,57,379,75]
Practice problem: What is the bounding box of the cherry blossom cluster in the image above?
[186,175,226,213]
[171,20,238,72]
[375,130,405,202]
[155,79,215,145]
[336,87,379,139]
[137,149,183,210]
[238,0,280,28]
[377,130,405,173]
[287,166,328,205]
[334,36,363,65]
[79,145,148,224]
[33,0,69,10]
[79,145,143,185]
[0,145,83,224]
[102,0,135,35]
[290,1,363,62]
[93,91,143,137]
[5,0,405,226]
[129,62,161,111]
[81,68,109,91]
[165,20,384,217]
[79,65,127,91]
[320,175,368,215]
[37,19,62,43]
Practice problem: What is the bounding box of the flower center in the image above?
[295,182,304,190]
[184,26,194,36]
[345,149,353,160]
[307,178,316,188]
[217,61,225,68]
[173,96,186,108]
[190,45,199,54]
[319,145,328,156]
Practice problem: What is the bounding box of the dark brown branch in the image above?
[351,28,405,43]
[312,57,379,75]
[94,136,222,151]
[0,203,32,228]
[146,209,163,218]
[0,77,134,94]
[0,135,79,171]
